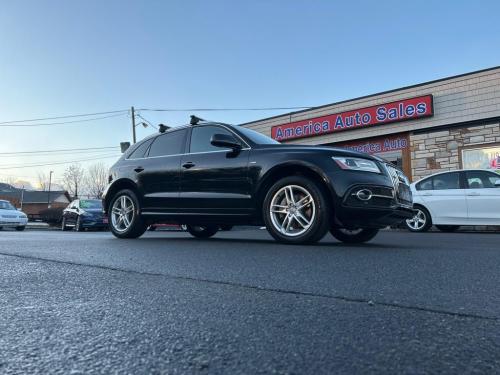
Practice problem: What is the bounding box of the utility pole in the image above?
[131,106,137,144]
[47,171,53,208]
[20,185,25,211]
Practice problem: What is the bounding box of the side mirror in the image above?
[211,133,241,151]
[495,178,500,187]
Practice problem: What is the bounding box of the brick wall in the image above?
[410,122,500,180]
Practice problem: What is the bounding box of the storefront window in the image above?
[461,145,500,173]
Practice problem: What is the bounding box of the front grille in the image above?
[384,164,412,206]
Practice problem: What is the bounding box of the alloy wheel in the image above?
[111,195,135,233]
[269,185,316,237]
[406,209,427,231]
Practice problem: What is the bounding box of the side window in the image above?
[128,139,153,159]
[189,126,240,153]
[432,172,460,190]
[416,177,433,191]
[466,171,499,189]
[148,129,187,157]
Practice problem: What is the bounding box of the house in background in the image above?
[0,183,71,219]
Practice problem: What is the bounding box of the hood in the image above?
[257,143,381,160]
[0,209,25,216]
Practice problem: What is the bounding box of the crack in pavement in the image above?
[0,251,497,322]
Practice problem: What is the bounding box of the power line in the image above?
[0,146,119,156]
[0,153,121,170]
[0,109,128,125]
[0,112,127,127]
[138,106,312,112]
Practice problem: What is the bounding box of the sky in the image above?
[0,0,499,189]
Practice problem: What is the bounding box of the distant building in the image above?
[0,184,71,218]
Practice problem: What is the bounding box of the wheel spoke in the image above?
[294,211,310,228]
[122,214,131,227]
[296,195,312,209]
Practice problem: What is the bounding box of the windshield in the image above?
[236,126,280,145]
[79,200,103,209]
[0,201,16,210]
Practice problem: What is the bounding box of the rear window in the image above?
[148,129,187,157]
[127,139,153,159]
[416,172,460,190]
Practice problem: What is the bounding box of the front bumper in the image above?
[0,218,28,227]
[326,168,415,229]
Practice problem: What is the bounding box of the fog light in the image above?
[356,189,373,201]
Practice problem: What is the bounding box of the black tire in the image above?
[405,206,432,233]
[219,224,233,231]
[75,216,84,232]
[263,175,330,244]
[436,225,460,232]
[186,224,219,238]
[0,227,3,231]
[61,218,70,231]
[108,189,147,239]
[15,226,26,231]
[330,227,379,243]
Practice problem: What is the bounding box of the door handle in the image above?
[134,166,144,173]
[182,162,195,169]
[467,192,480,196]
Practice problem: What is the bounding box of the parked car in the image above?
[405,169,500,232]
[62,199,108,231]
[102,118,414,244]
[0,200,28,231]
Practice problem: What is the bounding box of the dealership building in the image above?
[242,66,500,182]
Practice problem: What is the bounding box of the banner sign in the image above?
[271,95,433,141]
[337,135,408,154]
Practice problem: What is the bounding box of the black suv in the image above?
[103,119,414,244]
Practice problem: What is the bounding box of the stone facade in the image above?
[410,122,500,181]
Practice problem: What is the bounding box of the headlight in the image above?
[332,156,381,173]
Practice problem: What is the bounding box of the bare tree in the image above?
[37,172,48,191]
[85,162,108,199]
[62,163,85,199]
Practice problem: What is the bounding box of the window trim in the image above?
[416,171,463,191]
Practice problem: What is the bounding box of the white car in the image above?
[405,169,500,232]
[0,200,28,231]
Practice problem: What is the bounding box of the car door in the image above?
[179,125,251,214]
[135,129,188,212]
[464,170,500,224]
[417,172,467,224]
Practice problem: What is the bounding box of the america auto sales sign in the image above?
[271,95,434,141]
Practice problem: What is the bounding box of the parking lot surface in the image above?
[0,229,499,374]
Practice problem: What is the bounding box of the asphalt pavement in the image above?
[0,228,499,374]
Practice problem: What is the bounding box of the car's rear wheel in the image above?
[186,224,219,238]
[436,225,460,232]
[405,206,432,232]
[263,176,329,244]
[109,189,147,239]
[330,227,379,243]
[15,226,25,231]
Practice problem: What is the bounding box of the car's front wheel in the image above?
[185,224,219,238]
[109,189,147,239]
[263,176,330,244]
[405,206,432,232]
[61,218,70,231]
[15,226,25,231]
[330,227,379,243]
